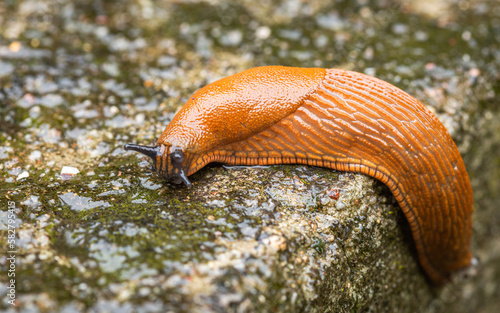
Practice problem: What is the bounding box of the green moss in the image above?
[312,238,326,255]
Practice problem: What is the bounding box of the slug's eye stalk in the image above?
[124,144,158,161]
[124,143,161,171]
[169,146,192,187]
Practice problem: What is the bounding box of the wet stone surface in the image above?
[1,0,500,312]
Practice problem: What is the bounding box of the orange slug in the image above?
[125,66,474,284]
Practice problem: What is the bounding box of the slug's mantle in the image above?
[125,66,474,285]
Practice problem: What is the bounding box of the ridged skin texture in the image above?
[156,66,473,284]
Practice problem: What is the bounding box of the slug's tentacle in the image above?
[126,66,473,285]
[175,169,191,187]
[124,144,158,160]
[169,147,192,187]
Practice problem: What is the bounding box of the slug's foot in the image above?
[222,165,270,170]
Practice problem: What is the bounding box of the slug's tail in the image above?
[124,144,158,160]
[450,257,479,284]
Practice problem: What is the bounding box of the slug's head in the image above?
[124,143,192,187]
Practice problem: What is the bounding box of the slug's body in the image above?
[125,66,473,284]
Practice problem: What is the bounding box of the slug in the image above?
[125,66,473,284]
